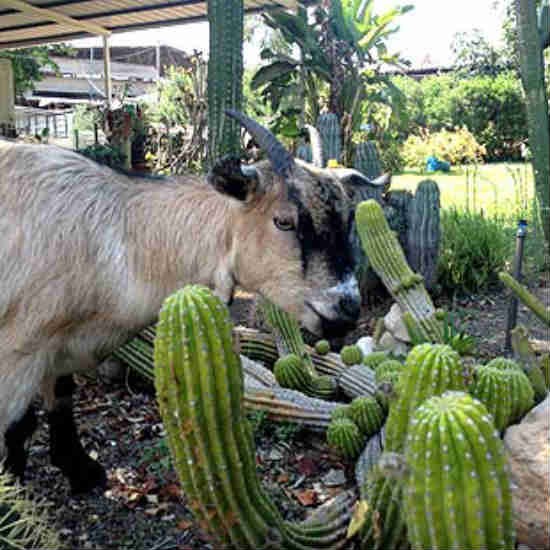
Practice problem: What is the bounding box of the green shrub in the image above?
[77,143,126,169]
[438,207,511,295]
[402,127,486,170]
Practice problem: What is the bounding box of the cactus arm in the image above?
[355,200,443,343]
[499,272,550,326]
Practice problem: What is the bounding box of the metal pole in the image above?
[103,35,112,110]
[504,219,528,354]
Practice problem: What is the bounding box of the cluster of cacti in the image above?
[207,0,243,163]
[362,351,389,370]
[155,285,357,548]
[353,141,382,180]
[316,113,341,165]
[326,417,364,460]
[0,469,60,549]
[355,200,443,344]
[385,343,466,452]
[314,339,330,355]
[348,396,385,437]
[404,391,515,549]
[274,354,312,391]
[340,344,363,366]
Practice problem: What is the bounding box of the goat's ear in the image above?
[337,170,391,193]
[207,156,259,202]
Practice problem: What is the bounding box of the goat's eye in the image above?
[273,217,295,231]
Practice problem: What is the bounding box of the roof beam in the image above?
[1,0,111,36]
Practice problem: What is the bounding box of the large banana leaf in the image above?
[250,60,298,90]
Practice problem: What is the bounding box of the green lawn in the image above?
[391,162,535,219]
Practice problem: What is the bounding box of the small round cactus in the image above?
[486,357,522,371]
[309,374,338,398]
[326,417,364,460]
[362,351,389,370]
[348,396,385,437]
[314,339,330,355]
[375,359,404,378]
[340,344,364,366]
[404,391,515,550]
[274,354,312,390]
[330,406,350,422]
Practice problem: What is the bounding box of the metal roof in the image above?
[0,0,309,50]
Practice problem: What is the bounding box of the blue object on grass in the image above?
[426,156,450,172]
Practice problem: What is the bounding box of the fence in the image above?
[15,106,71,139]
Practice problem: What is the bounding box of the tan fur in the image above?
[0,141,358,461]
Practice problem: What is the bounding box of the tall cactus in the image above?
[207,0,243,165]
[353,141,382,180]
[317,113,341,165]
[385,343,466,453]
[404,391,515,550]
[155,286,353,549]
[355,200,443,343]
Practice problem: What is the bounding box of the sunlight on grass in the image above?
[392,162,535,219]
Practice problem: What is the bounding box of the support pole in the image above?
[103,35,112,110]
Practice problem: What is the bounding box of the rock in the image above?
[356,336,375,357]
[98,357,125,382]
[503,396,549,550]
[377,331,409,358]
[383,303,410,343]
[322,468,346,487]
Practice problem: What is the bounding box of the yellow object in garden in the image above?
[327,159,344,168]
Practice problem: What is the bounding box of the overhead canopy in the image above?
[0,0,313,50]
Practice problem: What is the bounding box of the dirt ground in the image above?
[22,272,549,549]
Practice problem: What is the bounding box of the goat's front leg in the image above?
[41,374,107,494]
[5,405,38,480]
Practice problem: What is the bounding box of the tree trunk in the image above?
[207,0,244,166]
[515,0,550,247]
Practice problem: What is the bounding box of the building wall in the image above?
[0,59,15,126]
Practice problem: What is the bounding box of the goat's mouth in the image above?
[305,301,358,338]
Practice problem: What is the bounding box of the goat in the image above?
[0,111,372,493]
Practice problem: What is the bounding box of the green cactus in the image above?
[309,374,339,398]
[348,396,385,437]
[359,468,408,550]
[155,285,354,548]
[207,0,243,163]
[404,391,515,550]
[340,345,363,366]
[330,406,350,422]
[274,354,313,390]
[314,339,330,355]
[385,343,466,453]
[316,113,341,165]
[326,417,364,460]
[355,200,443,343]
[375,359,404,378]
[353,141,382,180]
[469,365,514,432]
[362,351,389,370]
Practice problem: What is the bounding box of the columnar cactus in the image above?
[340,344,363,366]
[207,0,243,164]
[296,142,313,163]
[326,417,363,460]
[355,200,443,343]
[316,113,341,165]
[348,396,385,437]
[406,180,441,290]
[155,285,354,548]
[353,141,382,180]
[404,391,515,550]
[385,343,466,452]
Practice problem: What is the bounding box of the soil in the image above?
[22,273,549,550]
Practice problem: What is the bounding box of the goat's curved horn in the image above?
[225,109,294,178]
[306,124,324,168]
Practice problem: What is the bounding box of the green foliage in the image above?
[340,344,363,366]
[437,207,511,295]
[404,391,515,550]
[77,143,126,169]
[402,127,486,170]
[326,417,364,459]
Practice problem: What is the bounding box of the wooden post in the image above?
[103,35,112,109]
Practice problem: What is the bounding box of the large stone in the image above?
[383,303,411,343]
[503,396,549,550]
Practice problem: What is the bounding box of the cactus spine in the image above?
[385,343,466,452]
[353,141,382,179]
[155,286,354,548]
[404,391,515,550]
[316,113,341,166]
[355,200,443,343]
